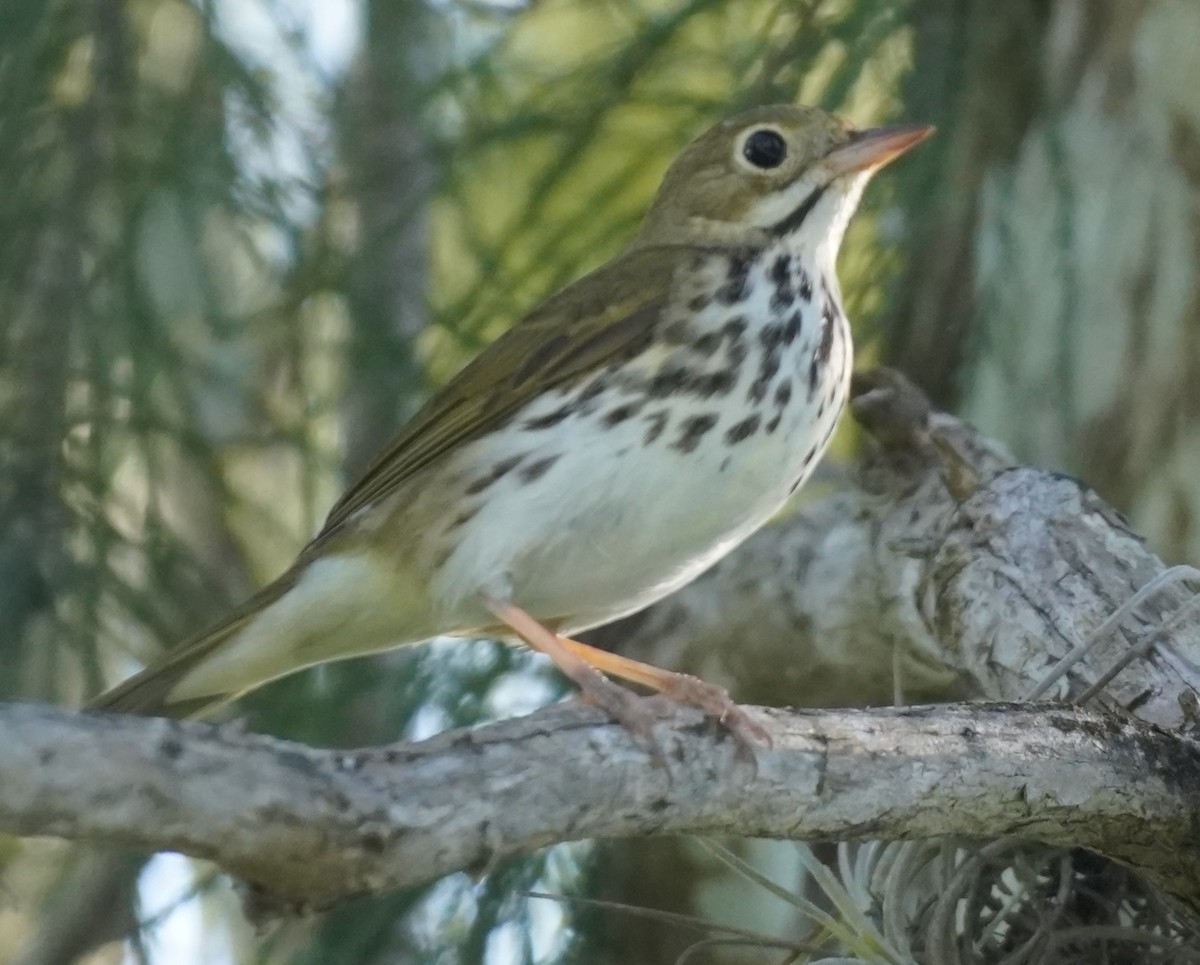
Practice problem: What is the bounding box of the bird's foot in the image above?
[570,668,664,744]
[649,671,772,750]
[483,595,769,755]
[553,633,770,752]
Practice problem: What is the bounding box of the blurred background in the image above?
[2,0,1199,962]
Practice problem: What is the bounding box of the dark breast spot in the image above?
[648,368,687,399]
[716,253,752,305]
[649,363,740,401]
[783,310,802,344]
[808,298,839,398]
[603,401,643,426]
[798,269,813,302]
[524,405,571,430]
[716,280,748,305]
[520,454,561,483]
[768,253,795,313]
[464,453,524,495]
[491,454,523,478]
[662,319,692,344]
[725,413,760,444]
[448,505,481,531]
[771,254,791,287]
[673,413,719,453]
[774,380,793,409]
[643,410,669,445]
[789,447,819,494]
[748,351,781,404]
[692,331,723,357]
[808,356,822,397]
[817,304,836,364]
[577,376,609,413]
[723,317,748,340]
[693,370,737,398]
[759,323,784,354]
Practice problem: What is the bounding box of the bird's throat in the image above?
[769,185,828,237]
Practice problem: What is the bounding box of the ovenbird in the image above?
[91,105,931,741]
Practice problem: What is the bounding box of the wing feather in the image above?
[318,245,683,534]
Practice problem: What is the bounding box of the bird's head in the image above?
[637,104,932,265]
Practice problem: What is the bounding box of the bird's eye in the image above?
[742,129,788,169]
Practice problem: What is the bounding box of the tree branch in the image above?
[4,700,1200,915]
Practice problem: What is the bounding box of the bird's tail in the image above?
[86,578,294,719]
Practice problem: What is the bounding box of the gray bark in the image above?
[3,700,1200,919]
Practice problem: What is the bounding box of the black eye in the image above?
[742,129,788,169]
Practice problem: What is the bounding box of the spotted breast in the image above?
[423,238,852,634]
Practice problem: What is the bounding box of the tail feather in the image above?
[86,622,248,719]
[87,577,296,719]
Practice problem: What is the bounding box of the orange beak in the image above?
[823,124,935,177]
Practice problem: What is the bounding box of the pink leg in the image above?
[485,596,769,748]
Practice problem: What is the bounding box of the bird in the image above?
[89,104,931,742]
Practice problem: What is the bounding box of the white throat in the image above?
[748,172,871,275]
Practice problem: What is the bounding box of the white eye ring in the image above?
[738,127,788,171]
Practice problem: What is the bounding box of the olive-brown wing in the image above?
[318,244,682,536]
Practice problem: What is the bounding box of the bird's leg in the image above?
[484,597,659,738]
[555,635,771,746]
[484,596,769,748]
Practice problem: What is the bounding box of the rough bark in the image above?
[3,700,1200,920]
